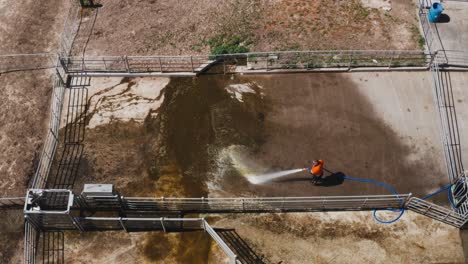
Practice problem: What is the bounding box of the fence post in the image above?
[362,197,368,209]
[403,193,412,208]
[160,217,166,232]
[70,215,85,232]
[119,217,128,232]
[158,57,163,72]
[102,57,107,71]
[348,53,352,70]
[124,56,130,72]
[388,51,395,68]
[202,218,207,231]
[190,56,194,72]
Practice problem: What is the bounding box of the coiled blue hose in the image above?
[340,175,405,224]
[327,169,456,224]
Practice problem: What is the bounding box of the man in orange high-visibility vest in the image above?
[303,160,324,184]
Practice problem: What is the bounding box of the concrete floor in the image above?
[212,72,450,201]
[447,71,468,170]
[436,1,468,51]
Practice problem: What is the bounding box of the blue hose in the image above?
[340,175,405,224]
[334,172,456,224]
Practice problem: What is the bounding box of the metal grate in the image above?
[24,222,40,264]
[41,231,65,264]
[407,197,465,227]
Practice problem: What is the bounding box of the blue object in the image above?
[428,2,444,23]
[340,175,405,224]
[331,170,457,224]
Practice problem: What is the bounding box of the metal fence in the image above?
[243,50,430,71]
[407,197,465,227]
[60,50,430,75]
[430,63,464,185]
[0,54,57,73]
[24,222,40,264]
[418,0,443,54]
[60,55,215,74]
[59,0,81,57]
[47,77,88,190]
[437,50,468,68]
[77,194,410,213]
[30,72,67,189]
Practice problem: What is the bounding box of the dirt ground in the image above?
[0,0,69,54]
[0,0,70,197]
[72,0,422,56]
[0,70,54,197]
[0,1,70,263]
[215,211,464,264]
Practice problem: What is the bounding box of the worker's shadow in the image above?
[275,172,345,187]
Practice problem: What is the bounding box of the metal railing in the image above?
[243,50,430,71]
[104,194,410,213]
[0,197,25,209]
[60,55,215,74]
[47,76,88,189]
[430,63,464,185]
[0,53,57,73]
[437,50,468,68]
[59,0,81,57]
[407,197,465,227]
[30,71,67,189]
[418,0,443,54]
[24,222,39,264]
[60,50,430,75]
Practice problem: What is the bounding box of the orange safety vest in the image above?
[310,160,324,176]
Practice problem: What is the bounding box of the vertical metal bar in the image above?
[362,198,368,208]
[160,217,166,232]
[119,217,128,232]
[190,56,194,72]
[124,56,130,72]
[70,215,84,232]
[389,51,395,68]
[158,57,163,72]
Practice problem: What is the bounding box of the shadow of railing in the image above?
[216,228,267,264]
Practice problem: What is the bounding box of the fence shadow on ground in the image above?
[215,229,267,264]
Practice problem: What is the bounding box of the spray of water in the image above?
[246,168,304,184]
